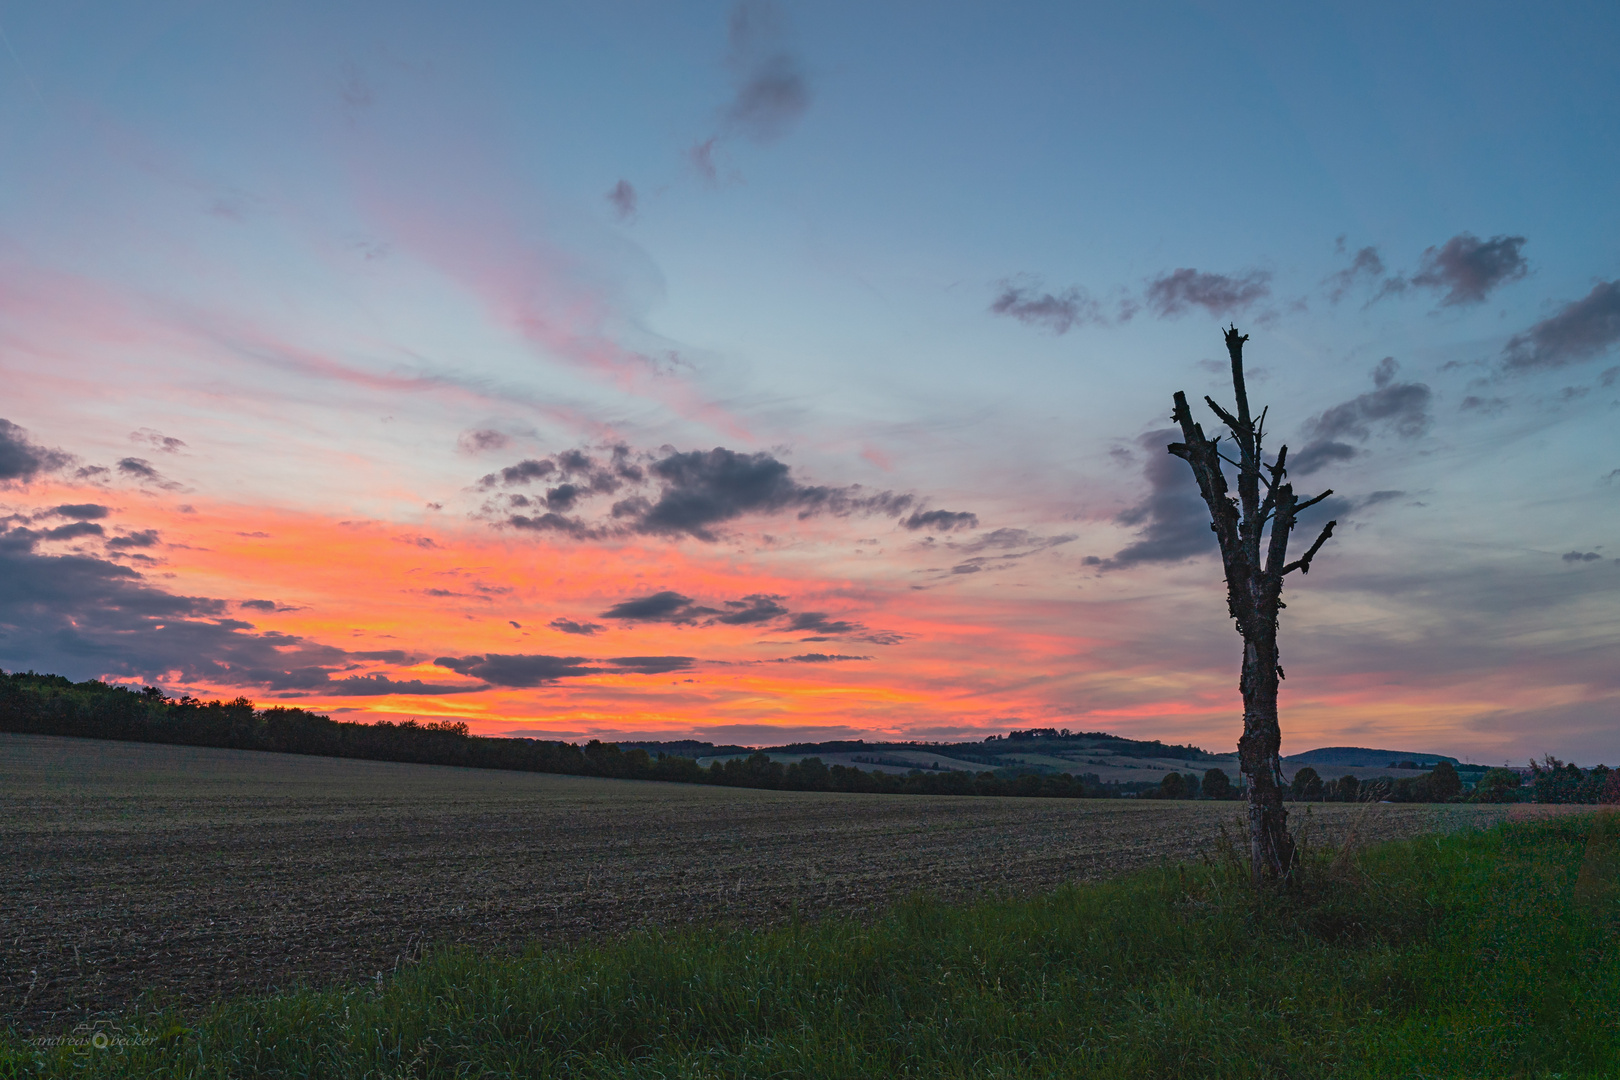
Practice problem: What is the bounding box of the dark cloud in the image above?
[431,652,694,686]
[457,429,510,454]
[606,656,694,675]
[238,599,280,611]
[117,457,181,490]
[1324,245,1385,304]
[780,653,871,662]
[0,524,372,691]
[44,521,105,541]
[901,509,979,532]
[1143,268,1272,318]
[784,611,861,635]
[1371,356,1398,389]
[323,674,477,696]
[351,649,415,664]
[988,278,1100,334]
[0,419,72,483]
[1501,281,1620,371]
[1086,429,1218,570]
[487,444,919,542]
[606,179,637,221]
[782,612,904,645]
[129,428,187,454]
[488,459,555,487]
[600,590,718,623]
[635,448,816,539]
[433,653,596,687]
[957,528,1077,555]
[625,447,890,541]
[48,504,110,520]
[1304,379,1431,441]
[723,0,810,142]
[1289,440,1359,476]
[1410,233,1529,307]
[549,617,604,636]
[107,529,160,550]
[1562,551,1602,563]
[508,512,604,539]
[596,588,897,644]
[1292,359,1432,476]
[545,483,583,511]
[1459,395,1510,415]
[716,594,790,625]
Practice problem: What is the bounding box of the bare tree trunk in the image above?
[1238,621,1294,883]
[1168,327,1336,887]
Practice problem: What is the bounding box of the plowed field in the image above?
[0,733,1558,1032]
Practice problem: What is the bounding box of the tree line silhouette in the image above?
[6,670,1613,804]
[0,670,1113,799]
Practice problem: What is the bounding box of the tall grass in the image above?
[7,815,1617,1078]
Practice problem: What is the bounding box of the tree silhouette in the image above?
[1168,326,1336,884]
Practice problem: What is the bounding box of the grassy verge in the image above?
[5,814,1617,1078]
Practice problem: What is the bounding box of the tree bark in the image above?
[1168,327,1335,886]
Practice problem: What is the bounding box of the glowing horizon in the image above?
[2,3,1617,763]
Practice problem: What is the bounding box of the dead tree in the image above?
[1168,326,1336,885]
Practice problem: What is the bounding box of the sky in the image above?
[1,1,1617,763]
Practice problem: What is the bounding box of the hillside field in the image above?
[0,733,1572,1034]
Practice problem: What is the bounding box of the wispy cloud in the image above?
[1142,268,1273,318]
[1410,233,1529,306]
[988,278,1101,334]
[605,179,637,222]
[1292,357,1432,476]
[1501,280,1620,371]
[722,0,811,143]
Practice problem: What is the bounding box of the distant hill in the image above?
[1285,747,1460,769]
[612,739,757,758]
[524,731,1474,784]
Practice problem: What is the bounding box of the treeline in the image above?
[8,671,1616,805]
[0,671,1113,799]
[1144,760,1620,805]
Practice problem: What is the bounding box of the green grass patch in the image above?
[7,814,1618,1078]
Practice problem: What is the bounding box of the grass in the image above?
[5,813,1617,1078]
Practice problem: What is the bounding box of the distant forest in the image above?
[3,670,1611,804]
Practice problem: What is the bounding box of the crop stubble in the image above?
[0,733,1554,1031]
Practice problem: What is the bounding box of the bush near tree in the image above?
[1527,757,1619,805]
[1427,760,1463,801]
[1203,768,1234,800]
[1469,767,1525,803]
[1289,766,1324,802]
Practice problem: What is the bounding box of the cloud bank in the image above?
[485,444,970,543]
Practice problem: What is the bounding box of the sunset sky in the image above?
[2,2,1617,762]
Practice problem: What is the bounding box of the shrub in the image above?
[1470,767,1523,803]
[1427,760,1462,801]
[1203,767,1233,800]
[1290,766,1323,802]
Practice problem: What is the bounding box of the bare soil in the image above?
[0,733,1565,1032]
